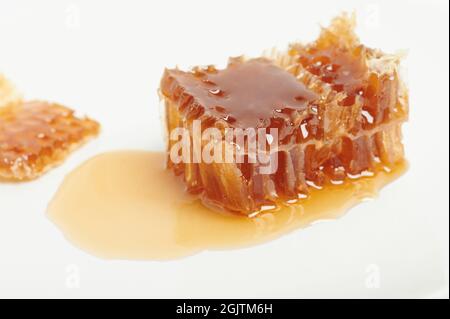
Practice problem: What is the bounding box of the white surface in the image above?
[0,0,448,298]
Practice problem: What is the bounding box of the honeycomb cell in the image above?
[0,101,100,180]
[286,13,408,130]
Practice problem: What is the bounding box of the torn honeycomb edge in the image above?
[276,12,409,124]
[0,100,101,182]
[0,120,100,182]
[0,134,99,182]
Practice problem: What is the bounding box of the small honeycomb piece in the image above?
[0,101,100,181]
[160,14,408,215]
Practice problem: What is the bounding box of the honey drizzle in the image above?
[162,58,317,132]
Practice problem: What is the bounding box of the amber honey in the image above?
[47,151,406,260]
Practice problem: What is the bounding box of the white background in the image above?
[0,0,449,298]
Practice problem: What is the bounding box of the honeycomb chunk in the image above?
[0,101,100,181]
[160,14,408,215]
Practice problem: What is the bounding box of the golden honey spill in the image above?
[47,151,407,260]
